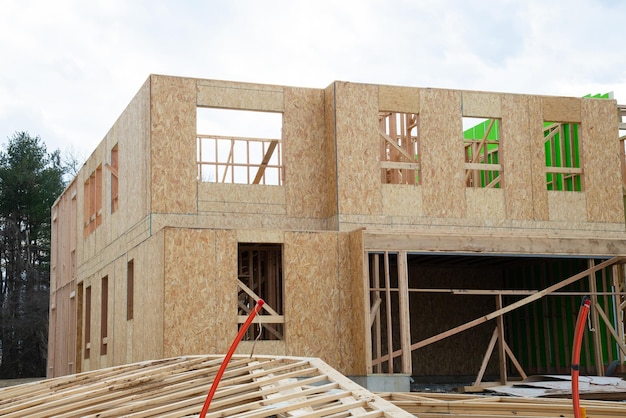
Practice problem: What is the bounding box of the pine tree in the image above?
[0,132,65,378]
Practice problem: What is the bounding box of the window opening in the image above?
[127,259,134,321]
[85,285,91,359]
[197,108,283,185]
[101,276,108,355]
[544,122,583,191]
[463,117,502,188]
[237,243,284,340]
[83,165,103,237]
[109,145,119,213]
[379,112,419,184]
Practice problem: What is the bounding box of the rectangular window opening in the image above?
[463,117,502,188]
[127,259,134,321]
[379,112,419,185]
[101,276,108,355]
[237,243,284,340]
[544,121,583,191]
[197,108,283,185]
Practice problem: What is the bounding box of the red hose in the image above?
[571,296,590,418]
[199,299,265,418]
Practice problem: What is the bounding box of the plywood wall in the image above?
[333,82,382,217]
[582,98,623,223]
[150,75,197,214]
[284,87,331,219]
[284,231,343,367]
[502,94,534,220]
[420,89,466,218]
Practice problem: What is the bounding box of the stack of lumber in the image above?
[380,392,626,418]
[0,355,412,417]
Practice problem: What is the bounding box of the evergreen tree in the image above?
[0,132,65,378]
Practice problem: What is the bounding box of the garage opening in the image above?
[366,252,626,383]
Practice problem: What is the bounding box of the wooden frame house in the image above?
[48,75,626,386]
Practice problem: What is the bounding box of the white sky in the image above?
[1,0,625,159]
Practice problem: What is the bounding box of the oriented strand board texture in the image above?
[548,191,588,222]
[334,82,382,215]
[582,98,624,223]
[502,94,534,220]
[284,87,332,219]
[284,232,342,367]
[342,229,367,375]
[462,91,502,118]
[529,96,549,220]
[134,231,165,362]
[197,80,284,112]
[324,83,338,227]
[163,228,220,356]
[466,188,506,221]
[378,85,419,113]
[150,75,197,214]
[382,184,423,217]
[198,183,286,216]
[543,96,581,122]
[420,89,465,218]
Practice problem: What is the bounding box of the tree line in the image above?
[0,132,70,378]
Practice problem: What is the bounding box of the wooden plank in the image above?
[588,259,605,376]
[474,327,498,386]
[398,251,412,374]
[496,295,507,384]
[252,140,278,184]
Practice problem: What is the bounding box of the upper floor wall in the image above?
[53,75,626,275]
[331,82,624,234]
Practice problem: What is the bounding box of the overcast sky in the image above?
[1,0,625,159]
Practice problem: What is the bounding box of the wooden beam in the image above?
[398,251,412,374]
[252,140,278,184]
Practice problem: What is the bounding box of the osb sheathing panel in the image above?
[150,75,197,214]
[342,228,367,375]
[324,83,338,227]
[462,91,502,118]
[334,82,382,215]
[117,77,152,234]
[543,96,582,122]
[237,229,284,243]
[378,85,419,113]
[529,96,549,220]
[382,184,423,217]
[48,283,77,377]
[163,228,237,357]
[131,231,164,363]
[284,87,332,219]
[196,79,284,112]
[284,232,343,368]
[420,89,465,218]
[198,183,286,216]
[582,98,624,223]
[502,94,534,220]
[466,188,506,221]
[111,254,128,366]
[548,191,588,222]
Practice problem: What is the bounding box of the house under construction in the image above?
[48,75,626,389]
